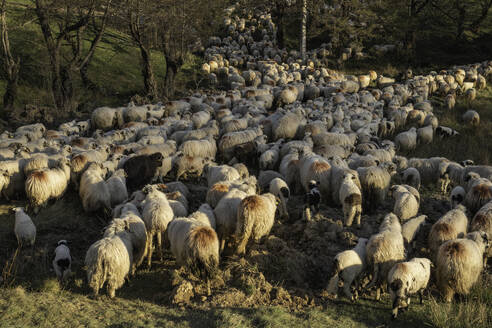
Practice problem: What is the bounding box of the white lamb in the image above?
[12,207,36,247]
[389,185,419,222]
[326,238,368,301]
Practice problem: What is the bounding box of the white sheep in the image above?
[269,177,290,219]
[366,213,405,300]
[12,207,36,247]
[401,215,428,252]
[105,169,128,207]
[189,203,217,229]
[450,186,466,209]
[235,193,277,255]
[85,232,133,298]
[326,238,368,301]
[53,240,71,283]
[79,163,111,213]
[206,164,241,188]
[167,217,219,295]
[395,128,417,152]
[141,184,174,268]
[339,173,362,227]
[387,257,432,318]
[356,164,393,213]
[389,185,419,222]
[25,159,71,213]
[470,200,492,258]
[436,231,490,302]
[428,205,468,261]
[214,188,248,252]
[462,110,480,126]
[401,167,421,190]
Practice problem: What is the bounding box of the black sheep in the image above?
[123,152,163,191]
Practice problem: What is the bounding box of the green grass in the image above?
[409,85,492,165]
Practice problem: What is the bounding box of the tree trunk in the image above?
[3,74,18,112]
[139,45,158,100]
[0,0,19,113]
[300,0,307,61]
[164,59,178,98]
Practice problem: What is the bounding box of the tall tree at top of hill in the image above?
[156,0,226,98]
[33,0,112,111]
[122,0,159,100]
[0,0,20,113]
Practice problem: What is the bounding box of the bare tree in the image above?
[33,0,112,111]
[0,0,20,112]
[300,0,307,61]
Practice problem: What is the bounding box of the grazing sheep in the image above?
[25,159,71,213]
[389,185,419,222]
[269,177,290,219]
[450,186,466,209]
[106,169,128,207]
[214,188,248,252]
[436,231,490,302]
[388,257,432,318]
[339,173,362,227]
[401,215,428,252]
[464,177,492,215]
[123,153,163,191]
[395,128,417,152]
[104,214,147,275]
[235,193,277,255]
[428,205,468,261]
[357,164,393,213]
[85,232,133,298]
[12,207,36,247]
[462,110,480,126]
[401,167,421,190]
[416,125,433,145]
[168,217,219,295]
[141,185,174,268]
[173,154,211,181]
[366,213,405,300]
[326,238,368,301]
[207,164,241,188]
[53,240,71,283]
[79,163,111,213]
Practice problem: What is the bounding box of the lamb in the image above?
[269,177,290,219]
[387,257,432,318]
[356,163,393,213]
[428,205,468,261]
[105,169,128,207]
[235,193,277,255]
[167,217,219,295]
[436,231,490,302]
[85,232,133,298]
[104,214,147,275]
[462,110,480,126]
[214,188,248,252]
[25,159,71,214]
[326,238,368,301]
[53,240,71,283]
[12,207,36,247]
[141,185,174,267]
[401,215,428,252]
[339,173,362,227]
[206,164,241,188]
[365,213,405,300]
[389,185,419,222]
[79,163,111,213]
[450,186,466,209]
[123,153,163,191]
[401,167,421,190]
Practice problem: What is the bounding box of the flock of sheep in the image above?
[2,4,492,319]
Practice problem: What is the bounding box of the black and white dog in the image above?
[305,180,321,214]
[53,240,71,283]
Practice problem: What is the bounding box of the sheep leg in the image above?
[147,234,154,268]
[365,264,379,290]
[375,287,381,301]
[219,238,225,253]
[419,290,423,304]
[207,278,211,296]
[304,206,311,221]
[157,232,163,261]
[355,208,361,227]
[391,297,399,319]
[236,219,253,255]
[442,285,454,303]
[344,205,355,227]
[342,281,353,301]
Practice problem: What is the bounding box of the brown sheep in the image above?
[123,153,163,191]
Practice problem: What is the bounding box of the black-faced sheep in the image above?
[388,257,432,318]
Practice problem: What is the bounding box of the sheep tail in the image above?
[186,226,219,280]
[87,252,108,295]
